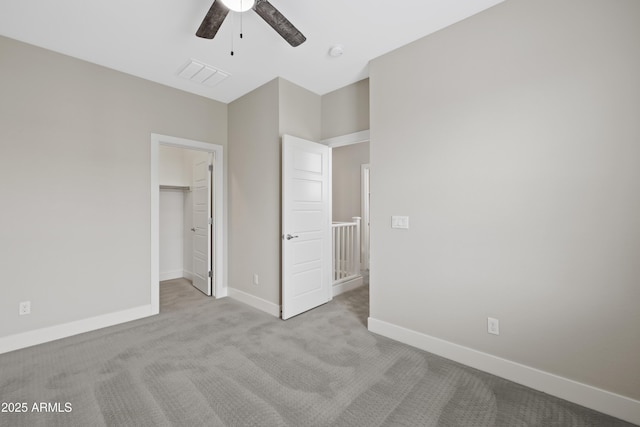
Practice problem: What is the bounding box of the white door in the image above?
[282,135,332,320]
[191,153,213,296]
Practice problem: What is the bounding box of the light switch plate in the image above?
[391,216,409,229]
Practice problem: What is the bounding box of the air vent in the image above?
[177,59,230,87]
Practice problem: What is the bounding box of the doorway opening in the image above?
[150,134,224,315]
[158,146,212,295]
[326,130,370,294]
[280,131,370,319]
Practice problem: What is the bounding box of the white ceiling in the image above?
[0,0,504,104]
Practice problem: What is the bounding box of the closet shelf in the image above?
[159,185,190,191]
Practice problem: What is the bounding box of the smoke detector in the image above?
[329,45,344,57]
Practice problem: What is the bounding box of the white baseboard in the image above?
[183,270,193,281]
[159,269,184,281]
[367,317,640,426]
[0,305,154,355]
[332,276,364,297]
[228,287,280,317]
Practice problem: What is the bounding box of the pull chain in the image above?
[230,8,236,56]
[240,0,244,39]
[230,2,247,56]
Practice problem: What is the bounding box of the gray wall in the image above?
[332,142,369,222]
[228,79,281,304]
[321,79,369,140]
[228,78,321,306]
[0,35,227,337]
[280,79,322,142]
[369,0,640,400]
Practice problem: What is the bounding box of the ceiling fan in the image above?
[196,0,306,47]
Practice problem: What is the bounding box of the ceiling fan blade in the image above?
[253,0,306,47]
[196,1,230,39]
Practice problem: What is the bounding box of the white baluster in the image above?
[331,220,363,286]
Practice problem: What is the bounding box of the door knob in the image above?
[286,234,299,240]
[191,227,196,232]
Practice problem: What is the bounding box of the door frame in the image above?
[361,163,370,272]
[321,129,370,148]
[150,134,225,314]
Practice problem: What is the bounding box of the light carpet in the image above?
[0,279,635,426]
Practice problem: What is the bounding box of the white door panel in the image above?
[292,268,322,296]
[191,153,213,296]
[293,239,322,265]
[282,135,331,319]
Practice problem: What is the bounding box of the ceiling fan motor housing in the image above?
[220,0,255,13]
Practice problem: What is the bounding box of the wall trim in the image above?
[228,287,280,317]
[0,305,153,355]
[159,270,183,282]
[322,130,370,147]
[367,317,640,426]
[332,276,364,297]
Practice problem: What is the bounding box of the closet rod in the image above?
[159,185,190,191]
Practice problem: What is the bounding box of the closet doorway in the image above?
[150,134,224,315]
[159,146,212,295]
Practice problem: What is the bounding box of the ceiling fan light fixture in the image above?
[220,0,255,12]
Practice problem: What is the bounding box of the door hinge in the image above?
[208,164,213,172]
[208,217,213,225]
[208,270,213,278]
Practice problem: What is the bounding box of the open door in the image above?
[191,153,213,296]
[282,135,332,319]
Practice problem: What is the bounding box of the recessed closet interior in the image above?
[158,145,210,283]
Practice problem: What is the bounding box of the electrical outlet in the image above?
[487,317,499,335]
[253,273,259,286]
[19,301,31,316]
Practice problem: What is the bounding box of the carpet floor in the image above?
[0,279,635,426]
